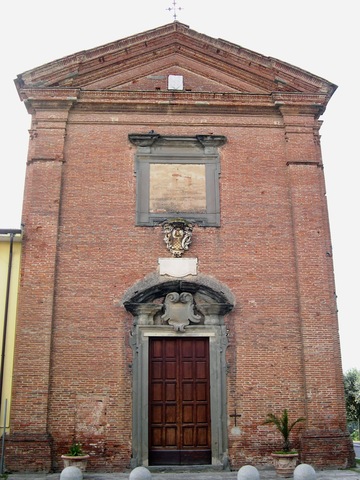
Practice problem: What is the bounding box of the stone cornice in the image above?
[18,88,79,115]
[128,133,227,149]
[15,22,337,102]
[18,88,80,103]
[17,87,329,119]
[19,88,329,104]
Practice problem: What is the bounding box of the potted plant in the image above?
[61,442,90,471]
[263,409,305,477]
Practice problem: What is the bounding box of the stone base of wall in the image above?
[5,433,52,472]
[4,430,356,472]
[301,430,356,468]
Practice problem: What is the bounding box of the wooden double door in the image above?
[149,337,211,465]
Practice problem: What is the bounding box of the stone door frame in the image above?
[129,323,229,468]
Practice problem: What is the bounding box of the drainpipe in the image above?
[0,229,22,414]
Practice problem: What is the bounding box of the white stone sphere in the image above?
[237,465,260,480]
[293,463,317,480]
[60,466,83,480]
[129,466,152,480]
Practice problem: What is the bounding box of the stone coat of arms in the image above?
[161,292,201,331]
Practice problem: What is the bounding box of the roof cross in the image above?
[166,0,183,21]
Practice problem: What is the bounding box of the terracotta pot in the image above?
[271,452,299,477]
[61,454,90,471]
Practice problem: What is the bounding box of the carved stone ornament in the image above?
[161,292,201,332]
[162,219,194,257]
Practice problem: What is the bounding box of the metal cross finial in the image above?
[167,0,183,21]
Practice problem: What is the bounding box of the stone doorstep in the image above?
[147,464,225,472]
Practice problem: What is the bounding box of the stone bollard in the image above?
[293,463,317,480]
[129,466,152,480]
[237,465,260,480]
[60,466,83,480]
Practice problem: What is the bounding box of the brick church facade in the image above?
[7,22,354,471]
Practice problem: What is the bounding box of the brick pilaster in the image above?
[6,95,76,471]
[281,106,354,467]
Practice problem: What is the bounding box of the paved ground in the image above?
[4,467,360,480]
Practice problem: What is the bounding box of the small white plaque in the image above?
[159,257,197,277]
[168,74,184,90]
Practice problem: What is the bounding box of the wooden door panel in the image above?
[151,427,162,446]
[165,405,176,422]
[196,383,207,401]
[182,363,193,378]
[182,383,194,401]
[165,383,176,401]
[152,361,163,377]
[165,340,176,359]
[196,404,208,423]
[151,383,162,402]
[182,405,194,423]
[165,361,176,377]
[149,337,211,465]
[196,361,207,378]
[151,405,162,423]
[197,426,209,445]
[165,427,177,446]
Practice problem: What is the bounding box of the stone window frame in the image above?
[128,134,227,226]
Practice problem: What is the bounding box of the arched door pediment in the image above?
[123,279,234,329]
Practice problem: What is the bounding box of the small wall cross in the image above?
[229,408,242,426]
[167,0,183,21]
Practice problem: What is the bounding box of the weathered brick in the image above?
[6,23,354,472]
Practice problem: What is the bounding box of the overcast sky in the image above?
[1,0,358,372]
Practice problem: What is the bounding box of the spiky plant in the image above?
[67,442,84,456]
[263,409,305,452]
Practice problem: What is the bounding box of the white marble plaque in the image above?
[159,257,198,277]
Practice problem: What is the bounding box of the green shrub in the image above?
[67,442,84,456]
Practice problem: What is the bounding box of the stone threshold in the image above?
[147,465,227,473]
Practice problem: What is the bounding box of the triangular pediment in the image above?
[108,64,242,94]
[16,22,336,97]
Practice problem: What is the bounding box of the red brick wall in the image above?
[6,64,353,471]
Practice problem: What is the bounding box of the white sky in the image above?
[1,0,359,372]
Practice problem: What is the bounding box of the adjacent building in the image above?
[0,230,22,439]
